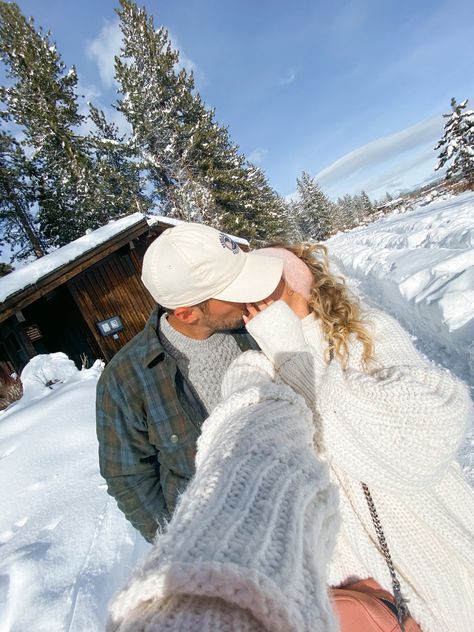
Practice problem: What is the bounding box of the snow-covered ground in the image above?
[0,192,473,631]
[0,356,151,632]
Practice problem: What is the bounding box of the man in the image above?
[96,222,282,542]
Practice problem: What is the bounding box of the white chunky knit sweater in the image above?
[108,352,340,632]
[246,301,474,632]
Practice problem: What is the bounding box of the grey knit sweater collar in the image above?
[159,313,227,356]
[159,313,241,414]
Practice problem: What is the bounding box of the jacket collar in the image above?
[142,306,166,368]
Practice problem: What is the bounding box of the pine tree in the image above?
[168,165,217,224]
[359,190,372,217]
[435,98,474,182]
[351,191,372,225]
[115,0,288,242]
[87,104,152,217]
[335,194,356,231]
[115,0,189,204]
[0,2,87,245]
[332,191,374,232]
[0,2,145,248]
[294,172,332,240]
[213,161,290,242]
[0,130,46,260]
[280,199,303,242]
[332,199,346,234]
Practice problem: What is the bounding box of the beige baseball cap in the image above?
[141,223,283,309]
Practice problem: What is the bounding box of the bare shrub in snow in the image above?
[0,368,23,410]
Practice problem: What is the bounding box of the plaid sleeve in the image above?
[96,368,169,542]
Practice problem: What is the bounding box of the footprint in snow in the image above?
[0,446,16,460]
[0,574,9,610]
[0,517,29,546]
[39,516,63,536]
[14,540,51,561]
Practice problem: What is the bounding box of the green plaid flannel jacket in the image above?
[96,306,258,542]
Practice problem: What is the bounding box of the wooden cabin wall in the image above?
[68,249,155,362]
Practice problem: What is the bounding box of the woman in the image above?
[244,242,474,632]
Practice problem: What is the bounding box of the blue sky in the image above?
[11,0,474,201]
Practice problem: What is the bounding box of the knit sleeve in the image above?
[318,311,472,490]
[107,351,340,632]
[108,594,265,631]
[244,301,326,412]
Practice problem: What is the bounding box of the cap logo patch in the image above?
[219,232,239,254]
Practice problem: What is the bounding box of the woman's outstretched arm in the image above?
[107,351,340,632]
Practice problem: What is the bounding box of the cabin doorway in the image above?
[22,285,101,369]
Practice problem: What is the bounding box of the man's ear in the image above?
[173,306,201,325]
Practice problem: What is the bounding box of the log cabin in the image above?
[0,215,249,374]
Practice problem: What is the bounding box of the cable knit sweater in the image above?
[107,351,340,632]
[246,301,474,632]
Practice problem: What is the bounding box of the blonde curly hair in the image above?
[267,242,375,370]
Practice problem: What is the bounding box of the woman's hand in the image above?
[244,280,310,324]
[243,298,274,325]
[285,290,311,319]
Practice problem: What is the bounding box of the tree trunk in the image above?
[4,181,46,258]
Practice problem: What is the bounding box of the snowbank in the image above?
[0,356,150,631]
[20,352,79,401]
[327,191,474,387]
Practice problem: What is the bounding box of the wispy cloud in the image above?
[350,145,439,197]
[168,31,198,77]
[86,20,122,88]
[316,116,442,184]
[278,68,296,85]
[248,147,268,164]
[312,114,445,199]
[86,21,202,88]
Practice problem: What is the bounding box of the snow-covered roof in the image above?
[147,214,183,229]
[0,213,249,305]
[0,213,148,304]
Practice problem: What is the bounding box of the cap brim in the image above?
[212,253,283,303]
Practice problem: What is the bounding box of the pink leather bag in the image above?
[331,578,423,632]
